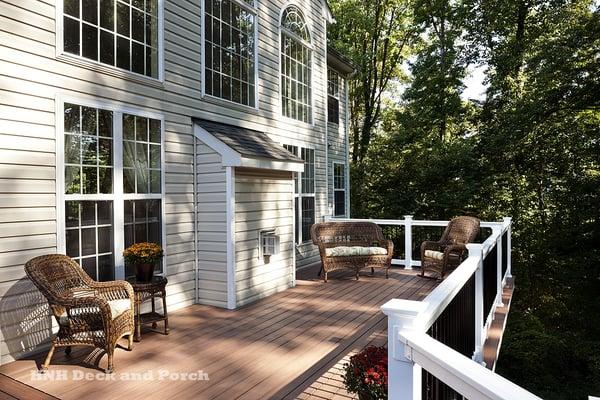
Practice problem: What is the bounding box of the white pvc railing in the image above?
[379,217,542,400]
[328,215,506,270]
[330,216,541,399]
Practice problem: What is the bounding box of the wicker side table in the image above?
[126,276,169,342]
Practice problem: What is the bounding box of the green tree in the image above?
[403,0,468,142]
[336,0,600,397]
[328,0,416,164]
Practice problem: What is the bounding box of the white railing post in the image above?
[467,243,484,364]
[381,299,426,400]
[503,217,512,279]
[404,215,413,270]
[494,226,504,307]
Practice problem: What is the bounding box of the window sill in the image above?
[57,53,164,89]
[201,93,260,113]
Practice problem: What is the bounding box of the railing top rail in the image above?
[403,332,542,400]
[327,217,509,232]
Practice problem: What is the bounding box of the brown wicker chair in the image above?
[24,254,135,374]
[311,222,393,282]
[420,216,480,279]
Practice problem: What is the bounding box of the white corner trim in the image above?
[344,78,351,217]
[225,166,237,309]
[55,95,66,255]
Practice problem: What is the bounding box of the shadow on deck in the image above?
[0,265,438,400]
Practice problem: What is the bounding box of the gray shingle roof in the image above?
[193,118,303,163]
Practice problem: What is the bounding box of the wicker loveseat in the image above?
[420,216,480,279]
[311,222,394,282]
[25,254,135,374]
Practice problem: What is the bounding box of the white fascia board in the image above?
[322,0,334,23]
[193,124,242,167]
[240,157,305,172]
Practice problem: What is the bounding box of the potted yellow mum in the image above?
[123,242,164,282]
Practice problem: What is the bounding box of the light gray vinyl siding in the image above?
[195,140,228,308]
[188,0,330,270]
[327,75,349,216]
[0,0,334,364]
[234,169,294,307]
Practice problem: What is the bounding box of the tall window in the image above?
[63,102,163,281]
[284,144,315,244]
[204,0,256,107]
[327,69,340,124]
[62,0,160,78]
[333,162,346,217]
[280,6,312,123]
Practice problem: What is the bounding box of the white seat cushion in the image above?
[424,250,444,260]
[108,299,132,319]
[58,298,131,325]
[325,246,388,257]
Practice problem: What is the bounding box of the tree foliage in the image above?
[331,0,600,397]
[328,0,415,163]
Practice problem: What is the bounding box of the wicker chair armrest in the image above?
[54,296,113,325]
[89,280,134,302]
[385,239,394,258]
[421,240,442,253]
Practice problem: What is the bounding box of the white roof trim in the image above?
[193,123,304,173]
[322,1,334,23]
[194,124,242,166]
[241,157,304,172]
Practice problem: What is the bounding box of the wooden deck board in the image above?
[0,374,59,400]
[0,266,437,400]
[483,278,515,370]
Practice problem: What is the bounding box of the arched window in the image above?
[280,6,312,123]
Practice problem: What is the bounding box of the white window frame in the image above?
[284,143,315,244]
[201,0,259,110]
[278,4,315,126]
[327,68,340,98]
[327,68,341,125]
[56,94,167,280]
[333,162,346,217]
[55,0,165,83]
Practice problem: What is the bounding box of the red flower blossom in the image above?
[342,346,388,399]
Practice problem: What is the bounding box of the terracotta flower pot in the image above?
[135,263,155,282]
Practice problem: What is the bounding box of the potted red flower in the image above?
[342,345,388,400]
[123,242,163,282]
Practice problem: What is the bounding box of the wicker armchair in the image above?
[24,255,135,374]
[311,222,393,282]
[420,216,480,279]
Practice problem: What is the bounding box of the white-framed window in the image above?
[333,162,346,217]
[59,0,162,79]
[203,0,257,107]
[284,144,315,244]
[327,68,340,124]
[59,98,165,281]
[280,6,312,124]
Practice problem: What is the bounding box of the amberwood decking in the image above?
[0,266,437,399]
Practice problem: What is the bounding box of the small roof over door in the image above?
[192,118,304,172]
